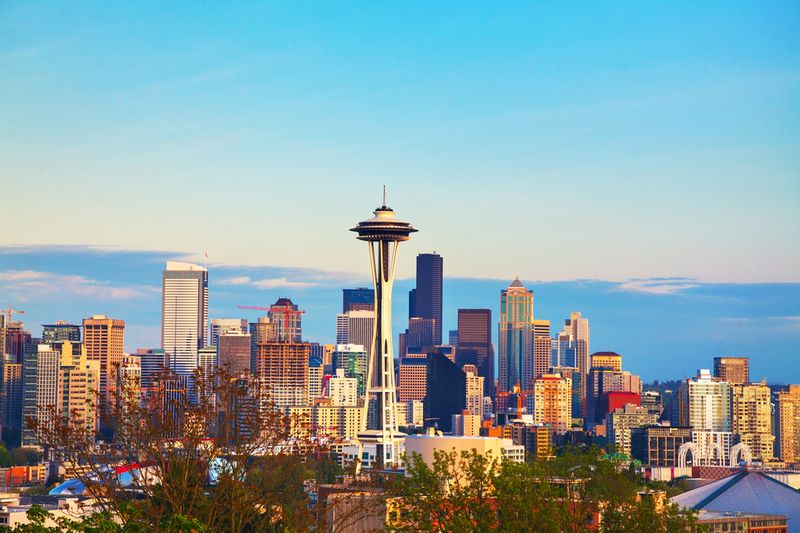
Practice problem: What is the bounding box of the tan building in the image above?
[312,405,362,440]
[404,434,525,473]
[253,342,310,407]
[713,356,749,385]
[82,315,125,410]
[591,351,622,371]
[58,341,101,436]
[532,373,572,434]
[732,381,774,461]
[463,364,484,415]
[778,385,800,463]
[451,410,482,436]
[532,320,551,381]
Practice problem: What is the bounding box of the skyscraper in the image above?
[218,330,251,375]
[424,349,466,433]
[714,357,750,385]
[777,385,800,463]
[42,322,81,344]
[456,309,493,397]
[351,198,416,466]
[162,261,208,379]
[83,314,125,411]
[210,318,248,347]
[532,319,550,381]
[22,344,60,445]
[532,373,572,435]
[498,278,533,393]
[253,342,310,407]
[342,288,374,312]
[732,381,774,461]
[591,352,622,371]
[336,310,375,362]
[268,298,302,343]
[136,348,166,392]
[332,344,368,396]
[679,369,732,432]
[412,253,443,345]
[463,364,484,416]
[397,317,435,359]
[562,312,590,417]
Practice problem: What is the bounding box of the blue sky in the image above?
[1,4,798,379]
[1,245,798,383]
[1,2,798,281]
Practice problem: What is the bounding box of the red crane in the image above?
[237,304,305,343]
[1,304,24,323]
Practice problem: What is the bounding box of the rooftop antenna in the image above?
[382,185,387,207]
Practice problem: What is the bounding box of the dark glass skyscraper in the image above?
[342,287,374,312]
[412,253,443,344]
[456,309,494,398]
[424,348,466,433]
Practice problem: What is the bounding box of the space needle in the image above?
[350,189,417,466]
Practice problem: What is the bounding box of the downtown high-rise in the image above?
[161,261,209,379]
[456,309,494,397]
[498,278,533,393]
[409,253,443,345]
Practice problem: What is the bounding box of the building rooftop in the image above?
[671,470,800,530]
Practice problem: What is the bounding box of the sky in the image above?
[1,2,798,281]
[1,3,798,379]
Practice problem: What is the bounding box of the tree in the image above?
[388,449,498,532]
[27,366,334,532]
[390,446,699,533]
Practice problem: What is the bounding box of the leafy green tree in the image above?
[9,447,42,466]
[388,449,498,532]
[0,445,11,468]
[391,445,700,533]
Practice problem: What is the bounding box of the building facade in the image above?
[777,384,800,463]
[713,356,749,385]
[732,381,774,461]
[498,278,533,393]
[606,404,659,457]
[455,309,493,397]
[82,315,125,411]
[532,373,572,435]
[161,261,208,379]
[411,253,443,345]
[680,369,732,432]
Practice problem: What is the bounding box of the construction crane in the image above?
[237,304,305,343]
[1,304,24,324]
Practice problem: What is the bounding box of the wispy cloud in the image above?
[218,275,317,289]
[615,278,699,295]
[768,316,800,332]
[0,270,157,301]
[0,270,48,281]
[218,276,252,286]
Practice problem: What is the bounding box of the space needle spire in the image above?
[350,190,417,466]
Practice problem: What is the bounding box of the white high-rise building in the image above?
[681,369,732,432]
[562,312,589,417]
[162,261,209,379]
[335,311,375,362]
[336,314,349,344]
[328,369,358,406]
